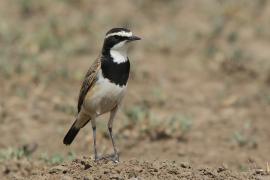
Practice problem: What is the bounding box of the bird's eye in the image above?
[114,36,120,40]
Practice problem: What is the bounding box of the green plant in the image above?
[233,131,247,147]
[232,121,257,148]
[40,153,64,165]
[179,116,193,134]
[0,147,31,161]
[227,31,238,44]
[166,115,193,138]
[39,151,76,165]
[36,24,61,51]
[18,0,33,16]
[152,88,166,106]
[125,104,149,123]
[142,114,193,141]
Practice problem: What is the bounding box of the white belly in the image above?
[84,75,126,115]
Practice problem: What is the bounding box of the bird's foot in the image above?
[94,155,102,162]
[111,153,119,163]
[102,153,119,163]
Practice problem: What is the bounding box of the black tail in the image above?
[63,123,80,145]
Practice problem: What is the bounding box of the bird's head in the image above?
[102,28,141,56]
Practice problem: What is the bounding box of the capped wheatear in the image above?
[63,28,141,162]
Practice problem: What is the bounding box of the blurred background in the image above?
[0,0,270,176]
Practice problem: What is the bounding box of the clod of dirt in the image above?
[180,162,191,169]
[49,165,68,174]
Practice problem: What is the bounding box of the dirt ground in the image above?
[1,157,269,180]
[1,0,270,179]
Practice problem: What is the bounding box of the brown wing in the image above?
[77,57,101,113]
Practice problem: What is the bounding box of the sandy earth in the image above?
[1,157,269,180]
[1,0,270,179]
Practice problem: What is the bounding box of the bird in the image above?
[63,27,141,162]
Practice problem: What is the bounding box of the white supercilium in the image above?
[106,31,132,38]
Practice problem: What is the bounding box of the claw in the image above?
[112,157,119,163]
[110,153,119,163]
[94,155,101,162]
[109,153,120,163]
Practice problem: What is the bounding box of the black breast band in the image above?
[101,57,130,86]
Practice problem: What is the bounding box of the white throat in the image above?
[110,42,128,64]
[110,49,127,64]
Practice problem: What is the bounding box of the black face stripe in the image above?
[101,56,130,86]
[107,35,128,45]
[102,35,128,55]
[112,35,128,41]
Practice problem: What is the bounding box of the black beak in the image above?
[128,35,141,41]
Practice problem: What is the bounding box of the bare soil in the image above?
[2,157,269,180]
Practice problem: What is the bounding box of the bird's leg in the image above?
[91,118,99,161]
[108,106,119,162]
